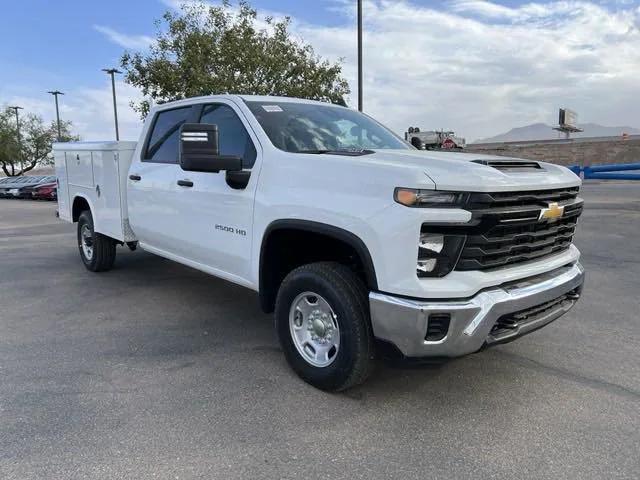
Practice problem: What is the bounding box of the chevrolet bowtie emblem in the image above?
[539,202,564,222]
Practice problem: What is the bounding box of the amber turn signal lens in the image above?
[394,188,467,207]
[395,188,418,206]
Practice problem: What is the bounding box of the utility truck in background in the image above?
[405,127,466,150]
[54,95,585,391]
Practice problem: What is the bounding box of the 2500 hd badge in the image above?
[215,224,247,236]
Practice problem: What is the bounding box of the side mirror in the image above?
[179,123,242,173]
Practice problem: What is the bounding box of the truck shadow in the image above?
[102,249,545,404]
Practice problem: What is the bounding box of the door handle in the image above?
[129,174,141,181]
[177,179,194,187]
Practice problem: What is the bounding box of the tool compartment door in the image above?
[66,151,94,189]
[92,150,124,241]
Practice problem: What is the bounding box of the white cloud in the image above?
[450,0,520,19]
[291,0,640,140]
[5,81,145,141]
[93,25,154,50]
[7,0,640,143]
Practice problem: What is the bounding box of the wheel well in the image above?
[72,196,90,222]
[259,221,377,313]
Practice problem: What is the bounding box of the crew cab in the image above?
[54,95,585,391]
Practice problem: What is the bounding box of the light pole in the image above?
[102,68,122,140]
[8,106,24,173]
[357,0,363,112]
[47,90,64,141]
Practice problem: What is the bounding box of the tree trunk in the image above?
[0,161,40,176]
[17,160,39,176]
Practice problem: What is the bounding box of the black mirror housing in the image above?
[179,123,242,173]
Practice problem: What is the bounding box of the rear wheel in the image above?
[77,210,116,272]
[275,262,375,391]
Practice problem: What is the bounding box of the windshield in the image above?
[245,100,411,153]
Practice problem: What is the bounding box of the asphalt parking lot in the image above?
[1,182,639,480]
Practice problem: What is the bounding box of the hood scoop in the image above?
[473,159,542,172]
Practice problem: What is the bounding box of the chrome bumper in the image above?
[369,263,585,358]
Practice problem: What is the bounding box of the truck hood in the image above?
[366,149,581,192]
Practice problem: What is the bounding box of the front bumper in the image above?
[369,262,585,358]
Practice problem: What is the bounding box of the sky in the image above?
[1,0,639,142]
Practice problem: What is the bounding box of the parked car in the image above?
[16,183,41,199]
[0,176,56,198]
[54,94,585,391]
[16,176,57,199]
[0,177,31,198]
[32,182,57,200]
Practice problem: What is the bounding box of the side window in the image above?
[144,106,192,163]
[199,104,257,168]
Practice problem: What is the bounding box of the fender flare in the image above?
[259,219,379,303]
[71,194,96,225]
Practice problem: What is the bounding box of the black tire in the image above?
[77,210,116,272]
[275,262,375,391]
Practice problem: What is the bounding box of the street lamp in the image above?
[102,68,122,141]
[47,90,64,141]
[8,106,24,173]
[357,0,363,112]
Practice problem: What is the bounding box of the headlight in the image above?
[395,188,467,208]
[417,231,466,277]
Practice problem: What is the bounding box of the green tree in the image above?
[0,107,78,176]
[121,0,350,117]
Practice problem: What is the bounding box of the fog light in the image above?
[425,313,451,341]
[415,231,467,278]
[417,258,437,274]
[419,233,444,254]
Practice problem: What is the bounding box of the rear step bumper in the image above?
[369,262,585,358]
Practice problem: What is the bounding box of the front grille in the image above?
[456,187,583,271]
[467,186,580,209]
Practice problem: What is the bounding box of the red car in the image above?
[32,182,57,201]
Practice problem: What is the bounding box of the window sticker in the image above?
[262,105,283,112]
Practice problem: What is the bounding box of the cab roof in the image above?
[151,94,342,112]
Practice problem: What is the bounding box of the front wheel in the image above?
[77,210,116,272]
[275,262,375,391]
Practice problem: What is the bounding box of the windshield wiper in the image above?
[295,148,375,156]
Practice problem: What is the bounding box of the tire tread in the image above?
[78,210,116,272]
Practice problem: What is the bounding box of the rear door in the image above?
[170,100,261,285]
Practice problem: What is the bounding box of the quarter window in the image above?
[144,106,192,163]
[200,104,257,168]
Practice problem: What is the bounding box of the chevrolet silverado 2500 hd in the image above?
[54,95,585,391]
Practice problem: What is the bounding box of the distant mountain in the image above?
[475,123,640,144]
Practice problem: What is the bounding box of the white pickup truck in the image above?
[54,95,585,391]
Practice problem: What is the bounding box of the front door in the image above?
[170,101,261,286]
